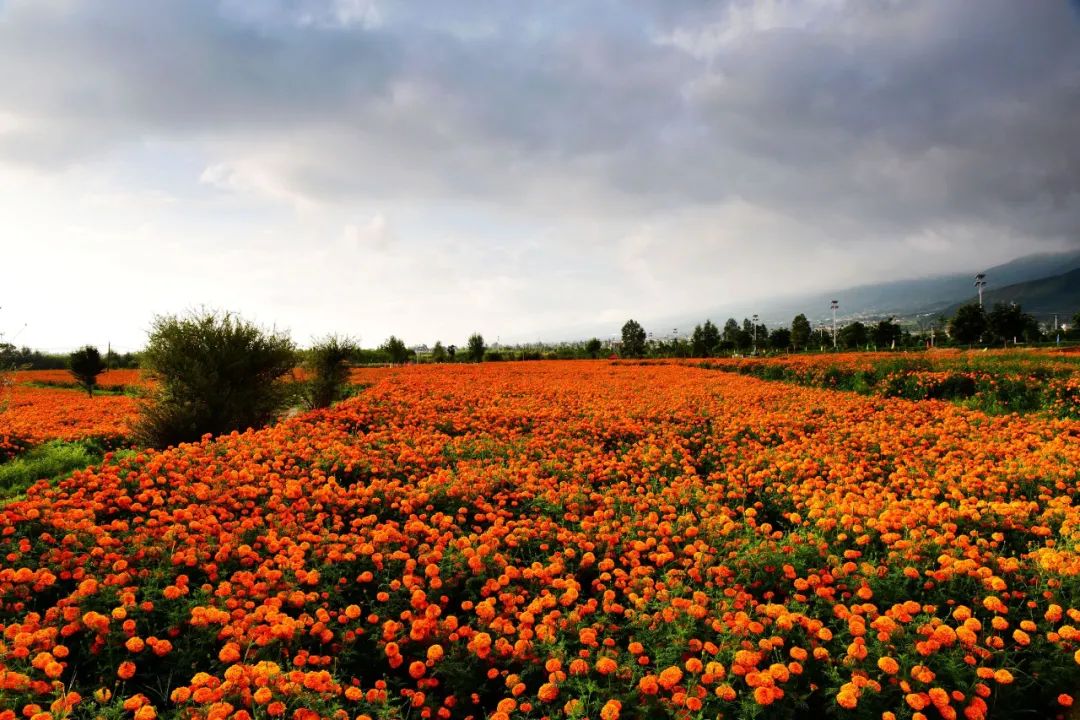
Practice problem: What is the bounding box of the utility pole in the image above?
[1055,314,1060,345]
[830,300,839,349]
[752,314,759,354]
[974,273,987,308]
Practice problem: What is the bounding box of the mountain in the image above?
[541,248,1080,342]
[942,267,1080,321]
[702,248,1080,327]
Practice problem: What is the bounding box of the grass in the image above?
[0,438,131,501]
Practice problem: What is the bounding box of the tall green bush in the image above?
[304,335,357,409]
[135,311,297,448]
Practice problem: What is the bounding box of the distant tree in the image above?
[431,341,448,362]
[722,318,741,346]
[871,319,902,349]
[304,335,356,409]
[838,322,868,350]
[949,303,988,346]
[987,302,1033,346]
[690,324,705,357]
[670,337,692,358]
[135,310,297,448]
[447,344,457,361]
[769,328,792,351]
[467,333,486,362]
[382,336,411,364]
[69,345,106,397]
[790,314,812,351]
[585,338,603,359]
[701,320,720,356]
[690,321,721,357]
[621,320,647,358]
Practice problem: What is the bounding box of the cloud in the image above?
[0,0,1077,348]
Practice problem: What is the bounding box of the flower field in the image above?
[0,385,137,461]
[2,361,1080,719]
[700,350,1080,419]
[14,370,148,392]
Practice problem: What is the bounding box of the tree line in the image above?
[615,304,1080,359]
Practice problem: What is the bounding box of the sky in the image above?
[1,1,1079,351]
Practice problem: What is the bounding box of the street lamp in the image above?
[752,314,759,354]
[974,273,987,307]
[830,300,839,349]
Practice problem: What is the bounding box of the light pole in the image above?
[974,273,987,308]
[830,300,839,349]
[752,314,759,354]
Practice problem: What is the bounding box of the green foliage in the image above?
[790,313,812,350]
[467,333,486,362]
[870,319,902,348]
[620,319,646,358]
[949,303,988,345]
[691,320,721,357]
[769,327,792,350]
[431,340,448,362]
[69,345,106,396]
[0,439,123,500]
[304,335,357,409]
[838,321,868,349]
[135,310,298,448]
[585,338,603,359]
[381,335,412,365]
[987,302,1037,345]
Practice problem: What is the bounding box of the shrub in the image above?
[69,345,106,396]
[304,335,357,409]
[135,311,297,448]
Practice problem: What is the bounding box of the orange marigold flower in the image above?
[599,699,621,720]
[877,656,900,675]
[218,642,241,664]
[658,666,683,690]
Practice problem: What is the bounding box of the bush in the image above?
[304,335,357,409]
[135,311,297,448]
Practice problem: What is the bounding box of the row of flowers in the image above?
[697,349,1080,418]
[0,385,137,461]
[1,361,1080,719]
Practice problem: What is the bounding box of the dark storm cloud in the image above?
[1,0,1077,244]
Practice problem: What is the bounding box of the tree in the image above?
[585,338,603,359]
[447,344,457,361]
[987,302,1033,346]
[871,319,902,349]
[949,303,988,346]
[382,336,411,364]
[69,345,106,397]
[691,321,721,357]
[690,324,706,357]
[790,314,812,351]
[722,318,741,346]
[135,310,297,448]
[838,322,868,349]
[431,341,447,362]
[769,328,792,351]
[620,320,647,358]
[467,333,486,362]
[304,335,356,409]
